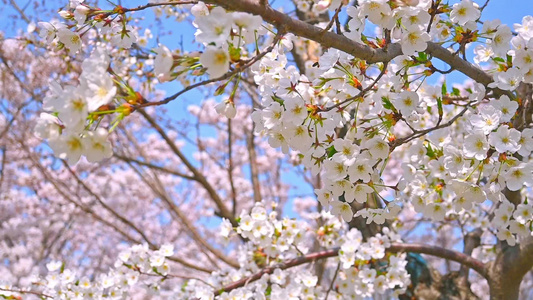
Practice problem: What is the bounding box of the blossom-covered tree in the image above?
[1,0,533,299]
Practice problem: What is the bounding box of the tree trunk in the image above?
[489,276,521,300]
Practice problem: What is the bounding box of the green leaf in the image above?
[265,285,272,296]
[326,145,337,158]
[418,52,428,62]
[382,118,394,129]
[441,80,447,97]
[425,142,436,159]
[452,87,460,96]
[271,95,284,105]
[228,44,241,62]
[382,96,393,110]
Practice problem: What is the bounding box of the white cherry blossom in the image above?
[450,0,480,26]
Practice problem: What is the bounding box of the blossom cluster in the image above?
[36,0,533,230]
[38,1,138,53]
[245,0,533,244]
[181,202,411,299]
[0,203,411,299]
[35,1,268,163]
[0,244,174,299]
[26,0,533,297]
[397,88,533,245]
[334,228,411,298]
[187,2,265,117]
[35,48,114,164]
[294,0,348,16]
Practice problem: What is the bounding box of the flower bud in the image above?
[58,10,73,19]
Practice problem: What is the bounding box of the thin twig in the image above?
[325,262,341,299]
[114,153,197,181]
[0,287,52,299]
[321,3,343,34]
[135,32,285,109]
[139,110,238,227]
[480,0,491,12]
[392,104,471,148]
[319,63,389,112]
[227,119,238,216]
[122,1,198,13]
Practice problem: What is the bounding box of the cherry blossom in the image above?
[200,46,230,79]
[2,0,533,299]
[450,0,480,26]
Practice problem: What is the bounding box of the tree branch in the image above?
[389,243,488,280]
[227,119,238,216]
[215,242,488,295]
[215,248,338,296]
[204,0,495,88]
[62,161,155,247]
[114,153,197,181]
[123,156,239,268]
[135,32,284,108]
[139,110,238,227]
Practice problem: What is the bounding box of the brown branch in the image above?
[480,0,491,12]
[0,287,52,299]
[241,81,263,203]
[164,256,215,274]
[388,243,488,279]
[241,76,264,109]
[246,127,262,203]
[459,228,482,279]
[319,62,389,112]
[137,270,215,288]
[123,155,239,268]
[325,262,341,299]
[392,104,471,148]
[135,32,285,109]
[215,248,338,296]
[24,143,144,246]
[23,140,213,274]
[0,51,42,100]
[21,138,214,274]
[204,0,495,88]
[117,125,242,254]
[114,153,197,181]
[227,119,238,216]
[215,242,488,295]
[139,110,238,226]
[62,161,156,247]
[0,53,40,141]
[122,1,198,13]
[8,0,31,24]
[152,175,239,268]
[321,3,343,34]
[0,147,6,190]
